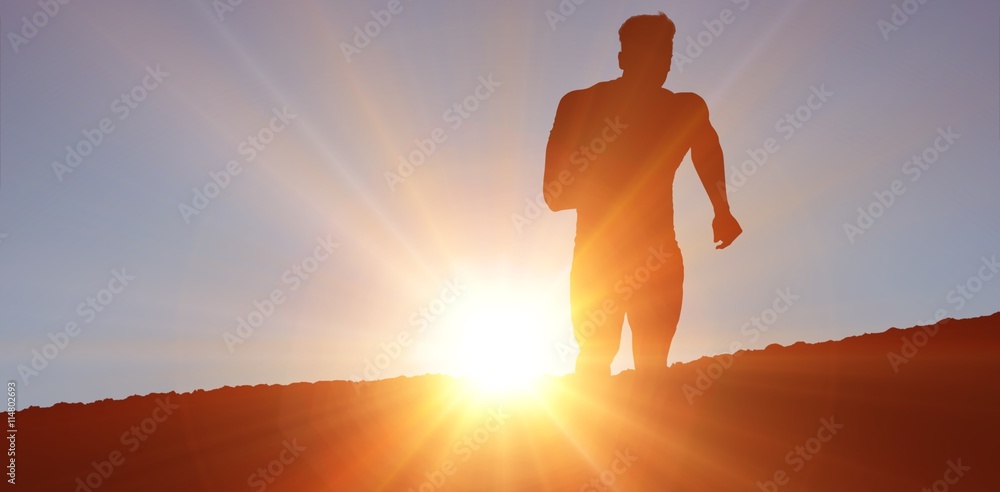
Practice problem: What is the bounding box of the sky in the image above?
[1,0,998,408]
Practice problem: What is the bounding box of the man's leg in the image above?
[570,253,626,377]
[628,249,684,374]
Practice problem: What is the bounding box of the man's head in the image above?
[618,12,676,87]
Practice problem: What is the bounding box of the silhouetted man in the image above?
[545,12,742,377]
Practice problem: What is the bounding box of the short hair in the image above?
[618,12,676,53]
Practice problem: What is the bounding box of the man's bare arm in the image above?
[692,124,730,214]
[544,142,576,211]
[543,93,579,211]
[687,94,742,249]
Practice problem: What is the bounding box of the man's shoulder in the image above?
[558,80,617,105]
[671,91,708,108]
[563,85,705,103]
[663,91,711,121]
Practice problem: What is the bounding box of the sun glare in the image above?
[447,289,556,396]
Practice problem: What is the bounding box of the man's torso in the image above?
[557,79,703,257]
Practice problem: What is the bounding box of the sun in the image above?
[447,289,556,396]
